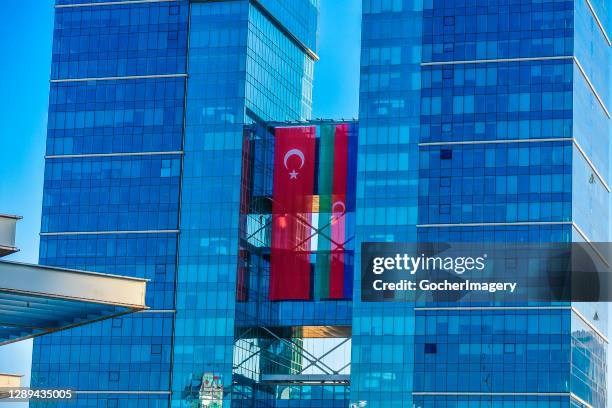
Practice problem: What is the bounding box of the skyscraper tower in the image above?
[352,0,610,406]
[32,0,318,406]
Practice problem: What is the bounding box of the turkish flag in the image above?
[269,127,316,300]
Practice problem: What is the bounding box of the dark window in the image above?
[444,16,455,26]
[424,343,437,354]
[155,264,167,276]
[440,149,453,160]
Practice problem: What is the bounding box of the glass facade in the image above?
[171,3,250,405]
[351,1,610,408]
[351,0,423,405]
[32,1,189,407]
[34,0,319,406]
[31,0,610,407]
[171,1,318,406]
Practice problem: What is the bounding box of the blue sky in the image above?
[0,0,361,392]
[0,0,54,393]
[313,1,361,119]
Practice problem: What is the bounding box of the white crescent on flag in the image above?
[283,149,305,169]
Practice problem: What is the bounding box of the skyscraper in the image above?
[31,0,610,407]
[353,0,609,407]
[34,1,189,406]
[32,0,318,406]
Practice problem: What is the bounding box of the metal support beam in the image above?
[261,374,349,385]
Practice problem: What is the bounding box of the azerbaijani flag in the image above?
[316,124,356,300]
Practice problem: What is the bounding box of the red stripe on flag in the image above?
[329,124,348,299]
[269,127,316,301]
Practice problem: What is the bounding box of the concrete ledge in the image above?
[0,215,20,258]
[0,373,21,387]
[0,373,22,399]
[0,261,147,346]
[0,261,147,308]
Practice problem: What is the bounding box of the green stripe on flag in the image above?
[316,125,335,299]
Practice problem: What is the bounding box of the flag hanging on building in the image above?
[329,124,349,299]
[316,124,357,300]
[269,127,316,300]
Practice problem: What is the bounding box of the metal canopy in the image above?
[0,261,147,346]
